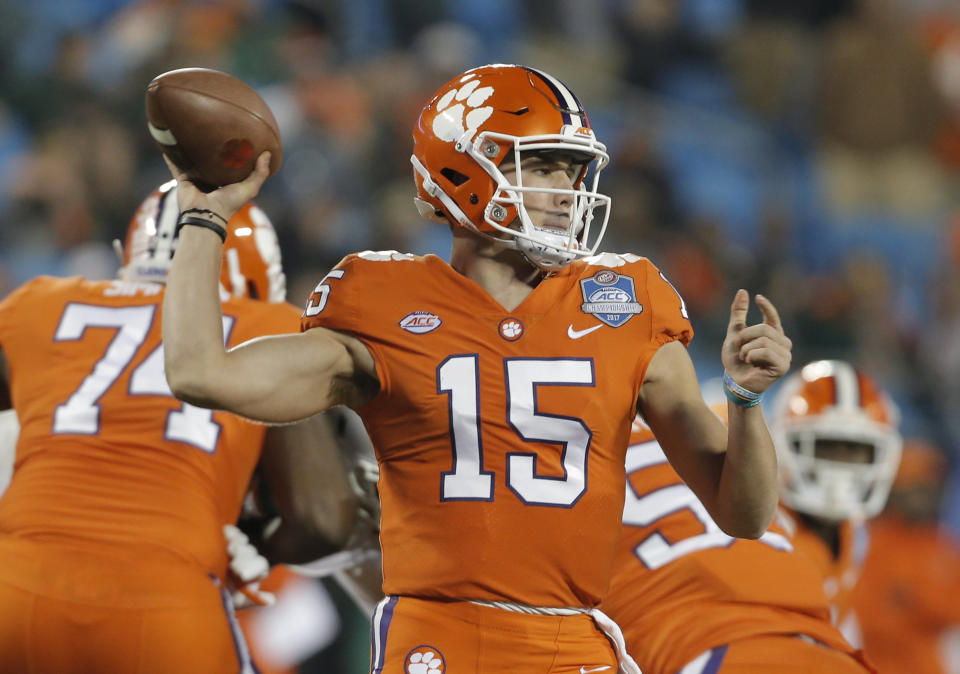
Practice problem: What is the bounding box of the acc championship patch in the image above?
[579,270,643,327]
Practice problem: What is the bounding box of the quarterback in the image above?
[162,64,793,673]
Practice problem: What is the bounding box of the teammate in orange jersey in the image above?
[601,398,874,674]
[0,181,357,674]
[769,360,903,647]
[160,63,793,674]
[851,439,960,674]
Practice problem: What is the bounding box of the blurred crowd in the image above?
[2,0,959,670]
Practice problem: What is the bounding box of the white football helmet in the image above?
[770,360,903,522]
[117,180,286,302]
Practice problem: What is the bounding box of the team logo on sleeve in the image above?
[579,270,643,327]
[405,645,446,673]
[399,311,442,334]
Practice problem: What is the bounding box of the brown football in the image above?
[145,68,282,190]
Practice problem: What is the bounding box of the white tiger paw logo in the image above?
[405,646,445,674]
[432,77,495,142]
[498,317,524,341]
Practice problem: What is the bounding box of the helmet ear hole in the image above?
[440,168,469,186]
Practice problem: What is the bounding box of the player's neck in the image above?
[449,231,543,312]
[799,512,844,559]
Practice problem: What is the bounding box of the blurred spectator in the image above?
[816,0,947,215]
[613,0,722,96]
[852,439,960,674]
[918,229,960,453]
[725,17,819,135]
[920,2,960,171]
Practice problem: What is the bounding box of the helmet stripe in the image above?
[523,67,584,128]
[147,187,174,260]
[831,361,860,412]
[154,187,180,262]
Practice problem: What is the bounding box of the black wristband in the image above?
[180,207,228,225]
[176,216,227,242]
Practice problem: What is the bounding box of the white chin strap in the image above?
[515,228,582,269]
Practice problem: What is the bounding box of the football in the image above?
[145,68,282,190]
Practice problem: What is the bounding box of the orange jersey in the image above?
[852,516,960,674]
[301,251,692,608]
[600,420,860,674]
[782,507,868,645]
[0,276,301,581]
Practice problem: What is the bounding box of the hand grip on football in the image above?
[146,67,282,191]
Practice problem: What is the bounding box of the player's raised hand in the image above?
[164,151,271,225]
[721,289,792,395]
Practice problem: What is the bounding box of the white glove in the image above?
[224,524,275,608]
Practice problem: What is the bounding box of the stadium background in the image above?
[0,0,958,671]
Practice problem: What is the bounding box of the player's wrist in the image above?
[722,371,763,408]
[176,209,227,243]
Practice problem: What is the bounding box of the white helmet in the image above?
[770,360,903,522]
[117,180,286,302]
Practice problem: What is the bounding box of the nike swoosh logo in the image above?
[580,667,611,674]
[567,323,603,339]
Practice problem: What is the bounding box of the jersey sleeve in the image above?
[300,255,362,335]
[642,262,694,348]
[299,254,392,399]
[629,261,694,390]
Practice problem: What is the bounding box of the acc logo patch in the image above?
[579,270,643,327]
[404,645,445,674]
[498,317,524,341]
[400,311,442,334]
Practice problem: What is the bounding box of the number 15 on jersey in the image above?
[439,355,595,508]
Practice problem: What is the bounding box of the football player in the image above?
[851,439,960,674]
[769,360,903,647]
[601,392,875,673]
[0,181,357,673]
[161,64,792,673]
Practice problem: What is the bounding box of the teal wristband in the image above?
[723,371,763,408]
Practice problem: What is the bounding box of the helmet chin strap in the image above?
[516,229,581,269]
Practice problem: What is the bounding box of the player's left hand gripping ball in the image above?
[721,290,792,395]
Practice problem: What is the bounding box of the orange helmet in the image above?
[770,360,903,521]
[411,64,610,269]
[118,180,286,302]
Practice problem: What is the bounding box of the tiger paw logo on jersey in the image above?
[431,77,495,143]
[579,270,643,328]
[405,645,445,674]
[498,317,524,341]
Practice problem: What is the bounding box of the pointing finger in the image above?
[755,293,783,333]
[727,289,749,333]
